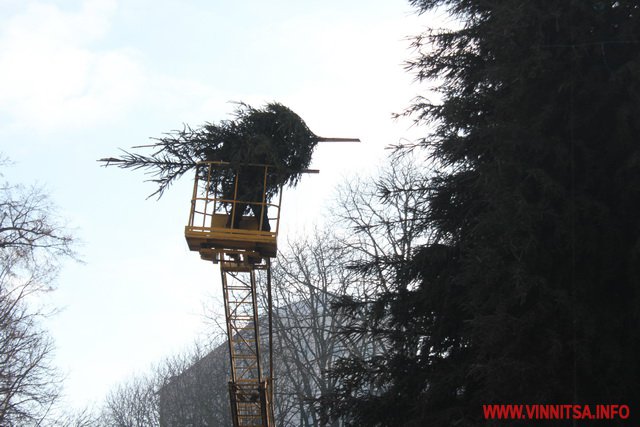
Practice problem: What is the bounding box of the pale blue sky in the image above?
[0,0,439,411]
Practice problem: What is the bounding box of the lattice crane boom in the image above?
[184,138,358,425]
[185,162,277,427]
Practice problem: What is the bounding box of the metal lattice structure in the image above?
[183,139,356,424]
[185,162,277,427]
[221,258,274,426]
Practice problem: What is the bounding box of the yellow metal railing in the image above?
[185,161,282,258]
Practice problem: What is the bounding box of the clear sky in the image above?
[0,0,439,411]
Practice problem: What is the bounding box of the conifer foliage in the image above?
[329,1,640,425]
[100,103,319,199]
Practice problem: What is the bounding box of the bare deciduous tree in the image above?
[266,232,360,427]
[0,159,76,426]
[96,341,230,427]
[332,154,429,295]
[101,374,160,427]
[92,157,427,427]
[47,406,100,427]
[238,158,428,426]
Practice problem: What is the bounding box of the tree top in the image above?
[99,102,350,199]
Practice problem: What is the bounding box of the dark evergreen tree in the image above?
[329,1,640,425]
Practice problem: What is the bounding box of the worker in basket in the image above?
[100,102,357,226]
[225,164,271,232]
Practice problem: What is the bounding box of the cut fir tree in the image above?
[99,102,358,200]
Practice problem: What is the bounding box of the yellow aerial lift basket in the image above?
[184,161,282,261]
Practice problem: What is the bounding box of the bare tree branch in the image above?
[0,160,77,425]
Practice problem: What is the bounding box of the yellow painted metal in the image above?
[220,256,274,427]
[184,143,350,426]
[185,161,277,426]
[184,161,282,260]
